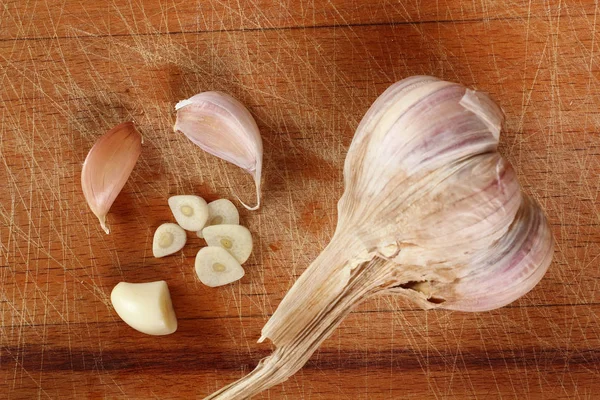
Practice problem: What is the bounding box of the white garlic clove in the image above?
[174,92,263,210]
[110,281,177,336]
[168,195,209,231]
[152,223,187,258]
[202,224,253,264]
[195,246,245,287]
[81,121,142,234]
[197,199,240,238]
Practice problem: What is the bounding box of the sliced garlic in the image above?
[202,224,252,264]
[110,281,177,336]
[81,121,142,234]
[174,92,263,210]
[152,223,187,258]
[195,246,245,287]
[197,199,240,238]
[168,195,209,231]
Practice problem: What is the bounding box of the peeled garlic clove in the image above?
[195,246,245,287]
[197,199,240,238]
[168,195,209,231]
[174,92,263,210]
[202,224,252,264]
[81,121,142,234]
[110,281,177,336]
[152,223,187,258]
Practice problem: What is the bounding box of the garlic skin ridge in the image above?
[205,76,554,399]
[174,92,263,210]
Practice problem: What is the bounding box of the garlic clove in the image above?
[174,92,263,210]
[110,281,177,336]
[195,246,245,287]
[168,195,209,231]
[152,223,187,258]
[81,121,142,234]
[202,224,252,264]
[197,199,240,238]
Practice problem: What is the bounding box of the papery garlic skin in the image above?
[205,76,553,399]
[174,92,263,210]
[111,281,177,336]
[81,122,142,234]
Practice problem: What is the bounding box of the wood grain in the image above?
[1,1,599,399]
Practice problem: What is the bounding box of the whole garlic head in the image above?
[205,76,554,400]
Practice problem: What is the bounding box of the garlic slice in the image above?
[197,199,240,238]
[174,92,263,210]
[202,224,252,264]
[168,195,209,231]
[110,281,177,336]
[153,223,187,258]
[195,246,245,287]
[81,121,142,234]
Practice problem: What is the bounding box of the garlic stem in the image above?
[206,253,396,399]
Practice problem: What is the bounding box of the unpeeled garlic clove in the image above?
[195,246,245,287]
[174,92,263,210]
[168,195,209,231]
[202,224,253,264]
[153,223,187,258]
[81,121,142,234]
[197,199,240,238]
[110,281,177,336]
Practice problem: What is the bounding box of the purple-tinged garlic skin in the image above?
[174,92,263,210]
[81,121,142,234]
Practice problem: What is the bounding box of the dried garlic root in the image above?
[110,281,177,336]
[202,224,253,264]
[168,195,209,231]
[197,199,240,238]
[195,246,245,287]
[153,223,187,258]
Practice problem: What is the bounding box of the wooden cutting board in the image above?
[1,1,599,398]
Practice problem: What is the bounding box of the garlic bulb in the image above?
[174,92,263,210]
[205,76,554,399]
[81,122,142,234]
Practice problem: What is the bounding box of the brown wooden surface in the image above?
[1,1,599,399]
